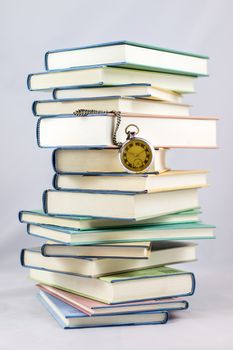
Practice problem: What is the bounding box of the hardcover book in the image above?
[30,266,196,304]
[53,84,183,104]
[43,187,201,220]
[19,208,201,230]
[38,290,168,328]
[53,147,168,174]
[45,40,208,76]
[37,284,188,315]
[28,65,196,93]
[41,241,152,259]
[53,170,208,193]
[27,222,215,245]
[37,114,217,149]
[33,97,190,117]
[21,242,197,277]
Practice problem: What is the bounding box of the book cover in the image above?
[45,40,208,76]
[37,283,189,315]
[38,290,168,328]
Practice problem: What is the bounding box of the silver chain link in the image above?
[73,109,122,147]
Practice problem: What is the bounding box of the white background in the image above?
[0,0,232,348]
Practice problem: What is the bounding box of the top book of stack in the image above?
[45,40,208,76]
[28,41,208,93]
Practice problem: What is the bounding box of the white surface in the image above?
[1,0,233,348]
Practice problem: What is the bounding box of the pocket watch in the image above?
[119,124,155,173]
[73,109,156,174]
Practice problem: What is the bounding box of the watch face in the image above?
[119,137,154,173]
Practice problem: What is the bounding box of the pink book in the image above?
[37,284,188,316]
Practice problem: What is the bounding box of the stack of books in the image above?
[20,41,216,329]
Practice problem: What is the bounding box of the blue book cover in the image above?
[38,291,168,328]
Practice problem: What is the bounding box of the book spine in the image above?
[27,74,33,91]
[190,272,196,295]
[182,301,189,310]
[36,118,42,148]
[52,89,57,99]
[32,101,38,116]
[52,149,58,172]
[18,210,23,223]
[42,190,49,213]
[44,52,49,70]
[52,174,59,189]
[41,244,47,257]
[20,249,26,266]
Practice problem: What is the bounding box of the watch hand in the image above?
[127,151,138,157]
[136,150,146,157]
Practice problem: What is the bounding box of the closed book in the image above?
[53,147,168,174]
[53,170,208,193]
[53,84,183,104]
[37,114,217,149]
[30,266,195,304]
[33,97,190,117]
[38,291,168,329]
[19,208,200,231]
[37,284,188,315]
[27,222,215,245]
[43,187,200,220]
[28,65,196,93]
[45,40,208,76]
[41,241,152,259]
[21,242,197,277]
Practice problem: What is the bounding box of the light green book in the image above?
[101,266,188,281]
[27,221,215,245]
[19,208,201,231]
[29,266,195,304]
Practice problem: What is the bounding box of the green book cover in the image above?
[46,40,209,76]
[39,222,215,235]
[100,266,188,283]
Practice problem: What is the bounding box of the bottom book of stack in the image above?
[38,289,169,328]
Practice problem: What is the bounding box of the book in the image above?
[38,291,168,328]
[45,40,208,76]
[53,147,168,174]
[30,266,195,304]
[43,187,200,220]
[28,65,196,93]
[53,170,208,193]
[42,241,152,259]
[19,208,201,230]
[37,114,217,149]
[53,84,183,104]
[37,284,188,315]
[21,242,197,277]
[27,222,215,245]
[33,97,190,117]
